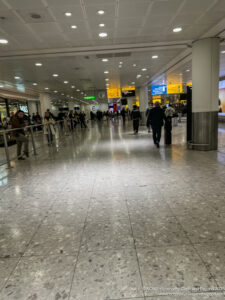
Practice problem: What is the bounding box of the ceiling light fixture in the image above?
[35,62,42,66]
[119,65,122,68]
[76,89,80,92]
[54,90,58,93]
[186,69,190,72]
[99,23,105,27]
[104,71,109,74]
[221,51,225,54]
[0,85,4,88]
[71,25,77,29]
[99,32,108,38]
[45,87,49,90]
[132,82,135,84]
[173,27,182,33]
[14,76,20,80]
[142,68,147,71]
[98,10,105,15]
[71,85,75,88]
[53,74,59,77]
[64,81,69,84]
[136,74,142,78]
[152,55,158,59]
[105,78,109,81]
[0,39,8,44]
[65,12,72,17]
[33,83,38,86]
[133,64,137,67]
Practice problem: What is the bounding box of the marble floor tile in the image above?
[0,255,77,300]
[195,242,225,287]
[81,219,134,251]
[137,245,217,297]
[0,225,36,258]
[70,249,144,300]
[131,217,191,247]
[146,295,225,299]
[24,224,84,256]
[0,258,19,290]
[177,214,225,244]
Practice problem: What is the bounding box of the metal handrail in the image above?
[0,120,64,168]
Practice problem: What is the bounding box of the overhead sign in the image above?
[151,85,167,95]
[122,90,136,97]
[107,88,121,99]
[219,80,225,89]
[84,96,96,100]
[167,83,183,94]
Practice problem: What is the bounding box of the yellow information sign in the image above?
[167,83,183,94]
[122,86,135,91]
[107,88,121,99]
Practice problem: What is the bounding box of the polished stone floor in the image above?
[0,119,225,300]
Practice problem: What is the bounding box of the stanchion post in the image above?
[3,132,12,169]
[30,127,37,156]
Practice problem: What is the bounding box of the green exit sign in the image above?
[84,96,96,100]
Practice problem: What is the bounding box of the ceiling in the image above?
[0,0,225,102]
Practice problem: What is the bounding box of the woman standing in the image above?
[43,111,56,145]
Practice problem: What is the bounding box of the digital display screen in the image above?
[122,90,136,97]
[151,85,167,95]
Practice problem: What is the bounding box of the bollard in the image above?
[3,132,12,169]
[30,127,37,156]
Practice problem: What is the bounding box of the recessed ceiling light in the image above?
[186,69,190,72]
[53,74,59,77]
[45,87,49,90]
[14,76,20,80]
[65,12,72,17]
[133,64,137,67]
[76,89,80,92]
[71,85,75,88]
[32,83,38,86]
[99,23,105,27]
[81,92,84,94]
[102,58,109,62]
[137,74,142,78]
[106,83,110,86]
[64,81,69,84]
[173,27,182,33]
[152,55,158,59]
[71,25,77,29]
[99,32,108,38]
[54,90,58,93]
[142,68,147,71]
[0,85,4,88]
[61,93,64,95]
[35,62,42,66]
[132,82,135,84]
[119,65,122,68]
[104,71,109,74]
[221,51,225,54]
[71,96,74,99]
[105,78,109,81]
[0,39,8,44]
[98,10,105,15]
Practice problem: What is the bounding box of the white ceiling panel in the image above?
[5,0,45,9]
[180,0,214,14]
[0,9,22,23]
[151,0,182,16]
[49,5,84,22]
[16,9,54,23]
[118,0,150,18]
[0,0,9,9]
[171,13,201,26]
[117,17,143,29]
[46,0,81,7]
[0,22,31,35]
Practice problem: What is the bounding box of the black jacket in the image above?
[131,109,141,120]
[148,107,164,127]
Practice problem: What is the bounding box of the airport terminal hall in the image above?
[1,0,225,299]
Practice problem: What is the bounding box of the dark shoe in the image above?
[24,152,29,158]
[156,142,160,148]
[18,156,25,160]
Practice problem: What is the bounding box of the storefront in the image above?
[0,98,29,122]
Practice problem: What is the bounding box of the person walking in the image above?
[11,110,29,160]
[148,102,164,148]
[164,105,175,146]
[80,112,87,128]
[43,111,56,145]
[131,105,141,134]
[121,108,126,124]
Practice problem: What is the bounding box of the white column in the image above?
[138,85,148,122]
[27,101,38,115]
[192,37,220,150]
[68,101,75,111]
[39,93,52,117]
[128,98,134,111]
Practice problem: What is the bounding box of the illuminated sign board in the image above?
[219,80,225,89]
[167,83,183,94]
[84,96,96,100]
[107,88,121,99]
[151,85,167,95]
[122,90,136,97]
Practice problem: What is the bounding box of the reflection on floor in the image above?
[0,120,225,300]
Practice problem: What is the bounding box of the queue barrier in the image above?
[0,121,64,169]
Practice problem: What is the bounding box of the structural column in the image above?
[192,37,220,150]
[68,101,75,111]
[39,93,52,117]
[138,85,149,123]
